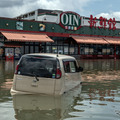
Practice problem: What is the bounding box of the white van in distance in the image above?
[11,53,83,95]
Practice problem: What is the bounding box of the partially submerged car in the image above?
[12,85,82,120]
[11,53,83,95]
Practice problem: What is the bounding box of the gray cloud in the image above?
[0,0,119,20]
[96,12,120,20]
[0,0,94,17]
[0,0,24,8]
[0,0,35,17]
[0,0,93,18]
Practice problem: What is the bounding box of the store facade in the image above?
[0,10,120,60]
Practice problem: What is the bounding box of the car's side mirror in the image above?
[77,66,83,72]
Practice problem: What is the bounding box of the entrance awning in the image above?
[104,38,120,45]
[72,36,108,44]
[1,31,54,42]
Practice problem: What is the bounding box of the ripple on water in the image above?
[65,97,120,120]
[0,101,14,120]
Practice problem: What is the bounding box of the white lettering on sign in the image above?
[60,12,81,30]
[61,13,79,26]
[73,15,79,26]
[61,13,68,25]
[69,14,72,25]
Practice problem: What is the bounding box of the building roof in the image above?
[15,9,63,19]
[38,9,54,14]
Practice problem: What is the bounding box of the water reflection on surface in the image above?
[78,59,120,71]
[0,59,120,120]
[66,59,120,120]
[12,85,82,120]
[67,80,120,120]
[0,60,17,120]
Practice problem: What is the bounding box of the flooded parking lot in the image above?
[0,59,120,120]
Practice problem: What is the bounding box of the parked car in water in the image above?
[11,53,83,95]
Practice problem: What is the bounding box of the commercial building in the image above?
[0,9,120,60]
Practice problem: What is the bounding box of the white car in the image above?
[11,53,83,95]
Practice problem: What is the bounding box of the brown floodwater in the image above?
[0,59,120,120]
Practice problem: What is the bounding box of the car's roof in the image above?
[23,53,75,60]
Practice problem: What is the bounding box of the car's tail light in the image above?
[15,65,19,74]
[56,68,62,79]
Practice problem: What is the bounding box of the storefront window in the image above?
[25,46,29,54]
[64,46,68,54]
[89,48,94,54]
[102,49,107,55]
[46,46,51,53]
[15,48,21,59]
[116,46,120,55]
[58,46,63,54]
[74,46,78,54]
[110,48,114,55]
[70,47,74,54]
[80,47,85,55]
[84,47,89,55]
[52,46,57,53]
[21,46,24,55]
[97,45,102,55]
[30,46,34,53]
[35,46,39,53]
[106,49,110,55]
[98,49,102,55]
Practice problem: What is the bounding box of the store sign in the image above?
[59,12,81,30]
[88,15,116,30]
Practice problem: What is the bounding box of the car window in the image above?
[63,60,77,73]
[18,56,57,78]
[70,62,76,72]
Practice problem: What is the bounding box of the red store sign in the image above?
[88,15,116,30]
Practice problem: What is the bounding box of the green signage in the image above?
[59,11,81,30]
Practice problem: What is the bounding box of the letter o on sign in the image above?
[61,13,68,25]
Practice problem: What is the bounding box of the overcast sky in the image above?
[0,0,120,20]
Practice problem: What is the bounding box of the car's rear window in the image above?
[18,55,57,78]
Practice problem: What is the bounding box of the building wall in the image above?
[38,14,58,23]
[0,17,120,38]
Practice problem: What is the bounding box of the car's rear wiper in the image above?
[33,72,39,81]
